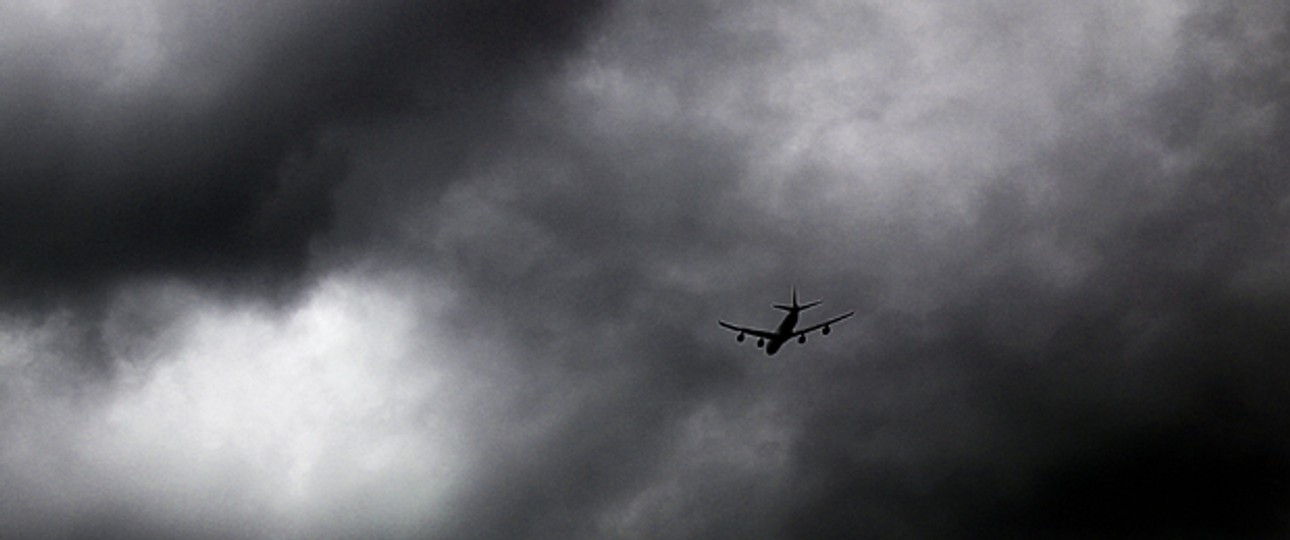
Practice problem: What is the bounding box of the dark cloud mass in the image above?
[0,0,601,310]
[3,1,1290,539]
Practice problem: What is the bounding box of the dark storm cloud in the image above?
[777,6,1290,539]
[0,0,604,312]
[5,1,1290,539]
[413,2,1290,539]
[1,0,613,537]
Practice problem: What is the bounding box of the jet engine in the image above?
[822,325,831,335]
[798,334,806,344]
[737,333,745,342]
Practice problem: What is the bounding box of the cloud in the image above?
[0,0,604,311]
[3,1,1290,538]
[432,2,1290,538]
[2,274,475,538]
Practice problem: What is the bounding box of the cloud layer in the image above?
[3,1,1289,538]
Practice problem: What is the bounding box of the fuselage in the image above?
[765,311,799,355]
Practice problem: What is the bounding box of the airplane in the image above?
[718,288,854,355]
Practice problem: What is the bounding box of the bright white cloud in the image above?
[2,275,475,538]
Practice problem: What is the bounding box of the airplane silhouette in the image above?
[718,288,854,355]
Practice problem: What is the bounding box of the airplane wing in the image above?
[717,321,778,339]
[791,311,855,337]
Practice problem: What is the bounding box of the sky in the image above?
[2,1,1289,538]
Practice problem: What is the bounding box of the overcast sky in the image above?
[3,1,1289,538]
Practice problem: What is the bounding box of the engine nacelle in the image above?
[798,334,806,344]
[822,325,831,336]
[736,333,745,342]
[756,338,765,348]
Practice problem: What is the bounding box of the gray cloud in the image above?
[3,1,1290,539]
[0,0,602,311]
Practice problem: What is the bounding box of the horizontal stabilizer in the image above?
[774,299,821,312]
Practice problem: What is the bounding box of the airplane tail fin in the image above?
[773,287,821,311]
